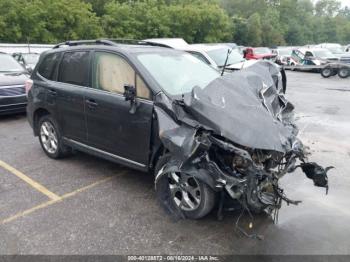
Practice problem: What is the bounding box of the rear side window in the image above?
[38,53,61,80]
[58,51,90,86]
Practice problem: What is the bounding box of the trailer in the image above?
[284,63,350,78]
[320,63,350,78]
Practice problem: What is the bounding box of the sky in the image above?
[339,0,350,8]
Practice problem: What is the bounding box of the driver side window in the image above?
[93,52,150,99]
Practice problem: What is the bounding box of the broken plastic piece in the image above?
[299,162,334,194]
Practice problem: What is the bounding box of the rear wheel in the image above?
[338,67,349,78]
[38,115,70,159]
[155,154,216,219]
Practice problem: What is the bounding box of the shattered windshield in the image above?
[137,52,219,96]
[206,48,244,67]
[0,54,24,72]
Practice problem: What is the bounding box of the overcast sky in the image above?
[339,0,350,7]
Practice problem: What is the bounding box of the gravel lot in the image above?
[0,71,349,255]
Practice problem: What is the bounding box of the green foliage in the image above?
[0,0,103,43]
[246,13,262,46]
[102,0,232,43]
[0,0,349,45]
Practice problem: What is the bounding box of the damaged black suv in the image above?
[27,40,330,220]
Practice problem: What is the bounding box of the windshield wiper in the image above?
[221,48,234,76]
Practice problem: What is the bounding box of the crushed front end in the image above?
[153,60,332,225]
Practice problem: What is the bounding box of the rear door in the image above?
[54,51,90,143]
[85,51,153,167]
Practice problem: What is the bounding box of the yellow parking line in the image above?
[0,160,61,201]
[0,176,114,225]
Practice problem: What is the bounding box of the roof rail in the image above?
[109,38,171,48]
[53,39,172,49]
[53,39,118,49]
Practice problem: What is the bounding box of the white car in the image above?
[298,47,339,62]
[316,43,350,63]
[144,38,247,70]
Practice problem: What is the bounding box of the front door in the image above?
[85,51,153,166]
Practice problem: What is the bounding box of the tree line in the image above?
[0,0,349,46]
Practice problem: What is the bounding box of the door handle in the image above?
[86,99,98,108]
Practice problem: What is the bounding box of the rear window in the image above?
[38,53,61,80]
[0,54,24,72]
[58,51,90,86]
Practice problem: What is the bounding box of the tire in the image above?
[290,62,296,71]
[321,67,333,78]
[338,67,349,78]
[38,115,71,159]
[155,154,216,219]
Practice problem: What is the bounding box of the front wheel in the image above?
[321,67,333,78]
[155,155,216,219]
[38,115,70,159]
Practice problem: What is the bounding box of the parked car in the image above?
[144,38,246,70]
[243,47,276,60]
[144,38,217,68]
[272,47,298,66]
[190,44,245,69]
[27,40,330,220]
[299,47,339,61]
[0,52,29,115]
[12,52,40,72]
[316,43,350,64]
[290,49,329,72]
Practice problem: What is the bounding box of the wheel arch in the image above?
[33,108,51,136]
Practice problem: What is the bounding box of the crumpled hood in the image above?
[181,61,295,153]
[0,72,28,86]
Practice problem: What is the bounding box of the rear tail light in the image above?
[25,79,33,95]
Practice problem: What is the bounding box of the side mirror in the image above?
[26,67,33,74]
[123,84,139,114]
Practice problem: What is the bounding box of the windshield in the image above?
[0,54,24,72]
[278,48,292,56]
[254,48,271,54]
[314,50,334,57]
[206,48,244,67]
[137,52,219,96]
[22,53,40,65]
